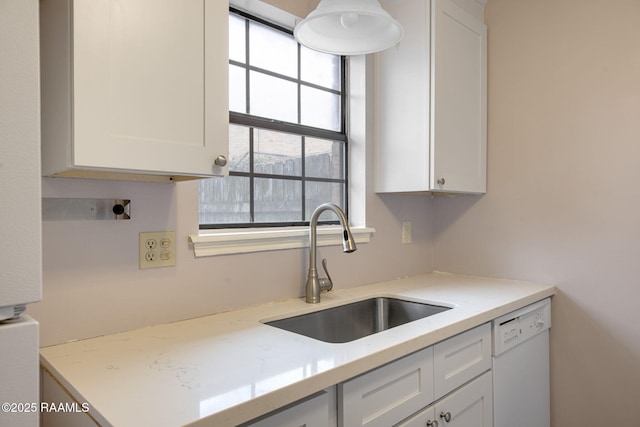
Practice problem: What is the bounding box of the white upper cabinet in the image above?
[375,0,487,194]
[40,0,229,182]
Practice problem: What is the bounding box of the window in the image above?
[199,9,347,229]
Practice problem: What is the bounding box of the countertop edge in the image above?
[39,273,557,427]
[199,287,556,426]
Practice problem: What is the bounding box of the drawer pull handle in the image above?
[440,411,452,423]
[426,420,439,427]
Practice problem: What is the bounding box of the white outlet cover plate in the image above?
[139,231,176,269]
[402,221,412,244]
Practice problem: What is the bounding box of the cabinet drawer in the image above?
[339,347,434,427]
[243,390,332,427]
[433,323,491,399]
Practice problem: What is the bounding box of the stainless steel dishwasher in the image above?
[492,298,551,427]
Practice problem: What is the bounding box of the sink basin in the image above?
[264,297,451,343]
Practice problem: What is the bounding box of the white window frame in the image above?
[189,0,374,257]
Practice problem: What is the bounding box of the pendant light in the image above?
[294,0,404,55]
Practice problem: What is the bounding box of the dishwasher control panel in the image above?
[492,298,551,355]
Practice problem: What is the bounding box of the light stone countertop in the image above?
[39,272,556,427]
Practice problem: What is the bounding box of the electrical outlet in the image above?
[139,231,176,269]
[402,221,412,244]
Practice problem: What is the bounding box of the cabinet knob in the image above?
[426,420,439,427]
[440,411,452,423]
[214,155,228,167]
[437,178,445,186]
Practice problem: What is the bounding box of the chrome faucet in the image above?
[305,203,357,304]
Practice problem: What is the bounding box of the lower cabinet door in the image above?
[41,370,95,427]
[396,371,493,427]
[395,406,437,427]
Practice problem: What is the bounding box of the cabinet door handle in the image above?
[440,411,452,422]
[437,178,445,185]
[426,420,439,427]
[214,155,228,167]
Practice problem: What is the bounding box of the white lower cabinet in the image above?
[242,389,335,427]
[40,322,496,427]
[339,325,492,427]
[433,323,491,399]
[338,347,434,427]
[396,371,493,427]
[41,370,94,427]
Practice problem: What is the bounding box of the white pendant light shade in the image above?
[294,0,404,55]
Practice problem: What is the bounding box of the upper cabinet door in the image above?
[374,0,486,194]
[431,0,487,193]
[40,0,228,182]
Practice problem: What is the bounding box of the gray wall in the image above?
[434,1,640,425]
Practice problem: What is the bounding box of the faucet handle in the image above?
[319,258,334,292]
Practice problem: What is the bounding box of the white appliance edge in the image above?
[1,0,42,426]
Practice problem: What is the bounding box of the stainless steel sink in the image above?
[264,297,451,343]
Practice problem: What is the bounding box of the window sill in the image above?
[189,226,375,258]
